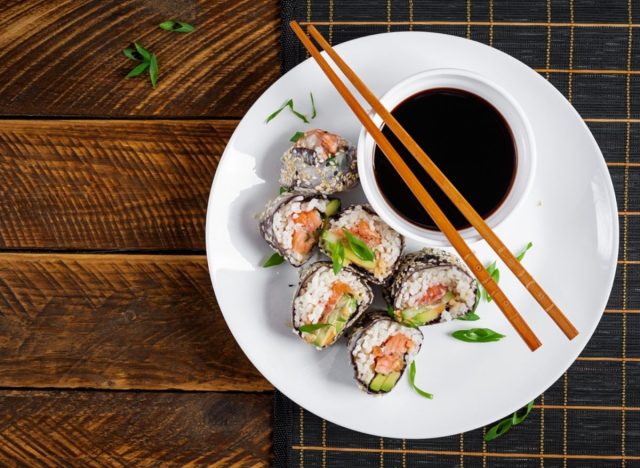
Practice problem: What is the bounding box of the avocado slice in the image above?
[401,302,448,326]
[333,294,357,320]
[369,373,386,392]
[380,372,401,392]
[344,247,376,270]
[312,294,357,346]
[313,324,336,347]
[442,291,455,302]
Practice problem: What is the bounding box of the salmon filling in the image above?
[391,284,455,327]
[372,333,414,375]
[291,209,323,255]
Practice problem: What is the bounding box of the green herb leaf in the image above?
[266,100,292,123]
[126,61,150,78]
[325,156,336,166]
[265,99,309,124]
[159,20,195,32]
[483,261,500,303]
[484,418,513,442]
[148,53,159,88]
[479,243,532,302]
[289,105,310,123]
[342,229,375,261]
[511,400,534,425]
[279,186,288,194]
[516,241,533,262]
[387,305,395,318]
[262,252,284,268]
[331,241,344,274]
[484,400,535,442]
[299,323,331,333]
[310,92,317,119]
[457,312,480,321]
[134,42,151,61]
[451,328,506,343]
[408,361,434,399]
[123,47,143,61]
[323,236,345,274]
[290,131,305,142]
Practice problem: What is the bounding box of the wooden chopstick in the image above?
[289,21,542,351]
[305,25,578,341]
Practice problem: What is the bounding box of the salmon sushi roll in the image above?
[385,248,479,327]
[280,129,358,194]
[348,312,423,394]
[293,262,373,348]
[320,205,404,284]
[259,192,341,267]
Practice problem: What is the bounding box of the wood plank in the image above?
[0,119,232,250]
[0,0,280,117]
[0,389,272,466]
[0,252,271,391]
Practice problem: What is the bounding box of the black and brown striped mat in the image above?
[275,1,639,466]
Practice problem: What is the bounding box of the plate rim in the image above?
[205,31,620,438]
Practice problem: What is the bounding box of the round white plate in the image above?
[205,32,618,439]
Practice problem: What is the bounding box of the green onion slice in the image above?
[451,328,505,343]
[262,253,284,268]
[159,20,195,32]
[408,361,434,399]
[342,229,375,261]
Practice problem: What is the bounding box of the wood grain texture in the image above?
[0,0,279,117]
[0,389,272,466]
[0,252,271,391]
[0,119,235,250]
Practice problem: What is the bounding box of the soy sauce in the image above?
[373,88,516,231]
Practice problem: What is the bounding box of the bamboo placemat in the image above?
[276,1,639,466]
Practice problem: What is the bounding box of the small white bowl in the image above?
[357,68,536,245]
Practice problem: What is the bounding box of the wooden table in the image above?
[0,1,278,464]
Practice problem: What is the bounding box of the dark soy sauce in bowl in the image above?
[373,88,516,231]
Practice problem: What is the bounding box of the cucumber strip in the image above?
[324,199,341,217]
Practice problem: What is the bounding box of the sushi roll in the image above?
[348,312,423,394]
[259,192,341,267]
[385,248,479,327]
[293,262,373,348]
[320,205,404,284]
[280,129,358,194]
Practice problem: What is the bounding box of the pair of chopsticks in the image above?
[290,21,579,351]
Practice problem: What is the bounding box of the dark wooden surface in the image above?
[0,0,280,117]
[0,0,278,465]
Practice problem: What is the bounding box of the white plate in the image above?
[205,32,618,439]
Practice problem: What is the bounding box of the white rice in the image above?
[293,266,369,327]
[329,206,402,281]
[271,196,329,263]
[396,266,476,320]
[351,320,423,385]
